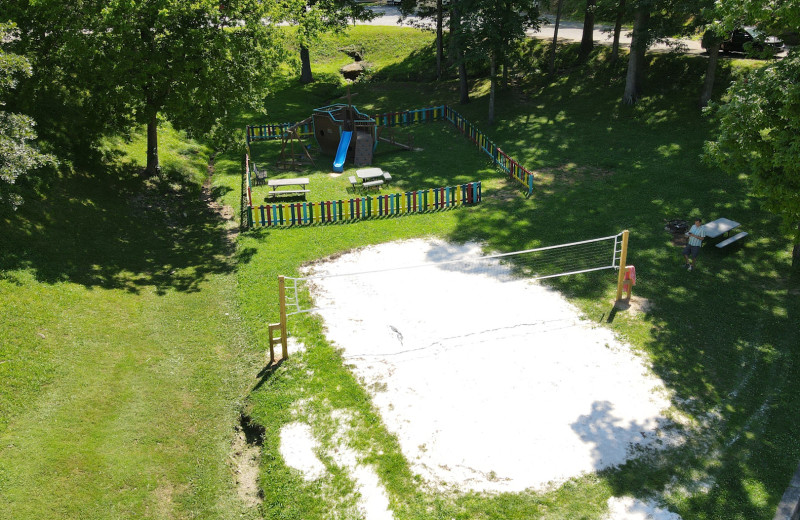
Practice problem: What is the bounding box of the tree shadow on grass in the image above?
[0,151,243,295]
[444,62,800,517]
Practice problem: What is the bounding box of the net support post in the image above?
[267,276,289,363]
[615,230,630,301]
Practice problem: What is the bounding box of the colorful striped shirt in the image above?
[688,224,706,247]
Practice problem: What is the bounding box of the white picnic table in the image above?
[703,217,740,239]
[356,168,385,180]
[268,177,309,188]
[266,177,310,199]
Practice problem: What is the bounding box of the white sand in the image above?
[279,422,326,482]
[302,238,674,494]
[604,497,682,520]
[280,419,395,520]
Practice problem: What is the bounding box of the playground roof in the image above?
[313,104,375,124]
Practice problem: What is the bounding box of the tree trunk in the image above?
[548,0,565,75]
[459,60,470,104]
[699,43,720,108]
[436,0,443,80]
[578,0,596,62]
[794,223,800,268]
[622,9,649,105]
[300,45,313,84]
[488,53,496,125]
[451,4,469,104]
[611,0,626,63]
[146,112,159,177]
[448,3,458,67]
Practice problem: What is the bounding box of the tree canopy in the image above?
[2,0,285,175]
[704,52,800,265]
[0,22,54,209]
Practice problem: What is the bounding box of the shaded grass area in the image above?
[0,125,262,519]
[223,36,800,520]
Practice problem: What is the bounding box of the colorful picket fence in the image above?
[248,182,481,228]
[373,105,446,127]
[443,106,534,196]
[247,121,314,144]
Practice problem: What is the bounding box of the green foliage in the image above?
[2,0,285,169]
[704,51,800,252]
[0,22,54,209]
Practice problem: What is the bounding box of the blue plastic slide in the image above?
[332,130,352,173]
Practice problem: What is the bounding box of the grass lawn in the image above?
[0,126,263,519]
[0,24,797,520]
[218,28,800,520]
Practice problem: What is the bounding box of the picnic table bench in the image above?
[350,168,392,191]
[704,218,748,248]
[267,177,310,199]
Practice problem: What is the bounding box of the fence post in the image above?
[615,230,630,301]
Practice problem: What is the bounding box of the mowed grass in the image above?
[0,125,262,519]
[1,24,797,520]
[218,31,800,520]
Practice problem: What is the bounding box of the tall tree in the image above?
[0,22,54,209]
[287,0,375,85]
[4,0,283,176]
[704,0,800,266]
[622,7,650,104]
[610,0,627,63]
[704,52,800,267]
[548,0,565,75]
[461,0,541,124]
[578,0,597,62]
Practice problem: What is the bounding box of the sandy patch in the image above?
[280,416,396,520]
[300,238,673,493]
[280,422,326,481]
[604,496,682,520]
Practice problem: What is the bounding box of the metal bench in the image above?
[716,231,748,248]
[252,164,268,186]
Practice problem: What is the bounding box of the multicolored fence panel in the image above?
[247,122,314,144]
[444,106,534,196]
[248,182,482,228]
[373,106,446,127]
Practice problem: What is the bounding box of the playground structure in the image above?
[312,104,378,172]
[246,105,534,196]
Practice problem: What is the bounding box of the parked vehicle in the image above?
[721,26,785,56]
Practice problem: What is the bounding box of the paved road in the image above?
[364,6,705,55]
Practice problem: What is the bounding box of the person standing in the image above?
[682,217,706,271]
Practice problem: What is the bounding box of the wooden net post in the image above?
[267,275,289,363]
[278,275,288,359]
[615,230,630,301]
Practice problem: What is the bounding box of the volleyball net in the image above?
[282,232,626,317]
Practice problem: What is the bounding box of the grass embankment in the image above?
[218,28,800,520]
[0,126,262,519]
